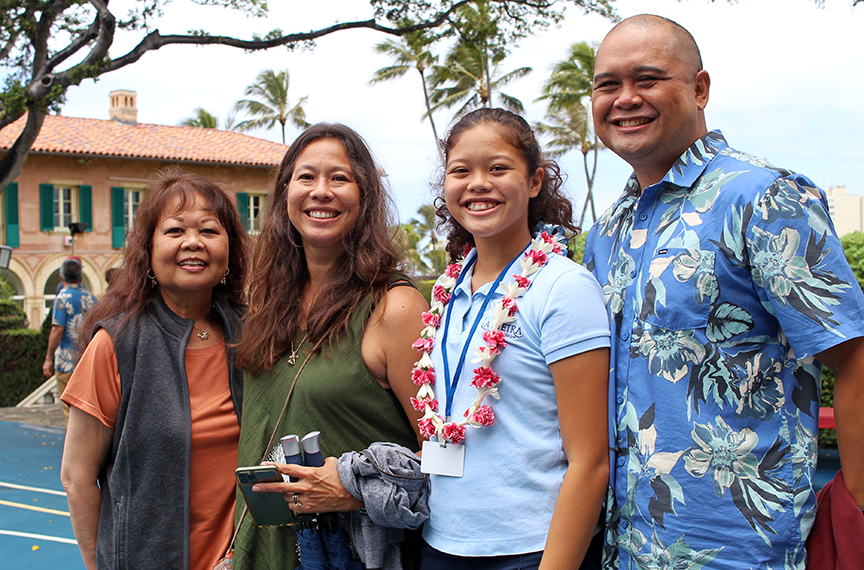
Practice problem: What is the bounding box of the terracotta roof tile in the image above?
[0,114,288,167]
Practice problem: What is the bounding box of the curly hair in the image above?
[235,123,402,374]
[79,169,249,345]
[433,108,577,262]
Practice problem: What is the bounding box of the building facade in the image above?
[0,91,287,328]
[824,185,864,237]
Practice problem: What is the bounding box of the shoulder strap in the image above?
[387,279,416,291]
[229,340,322,552]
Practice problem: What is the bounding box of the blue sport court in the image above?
[0,420,85,570]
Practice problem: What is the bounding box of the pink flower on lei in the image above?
[411,396,439,412]
[526,248,549,266]
[432,284,451,304]
[540,231,564,254]
[411,367,436,385]
[442,422,466,444]
[513,274,530,288]
[445,263,462,279]
[471,366,501,388]
[421,311,441,327]
[501,296,518,317]
[482,329,507,354]
[466,405,495,427]
[412,337,435,352]
[418,417,438,439]
[462,243,474,258]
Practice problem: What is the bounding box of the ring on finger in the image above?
[292,493,302,507]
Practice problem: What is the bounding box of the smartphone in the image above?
[235,465,295,527]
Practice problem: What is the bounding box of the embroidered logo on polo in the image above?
[480,320,523,339]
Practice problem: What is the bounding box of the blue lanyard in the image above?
[440,246,528,419]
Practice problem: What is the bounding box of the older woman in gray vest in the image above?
[60,170,249,570]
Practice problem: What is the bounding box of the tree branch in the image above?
[26,0,116,100]
[102,2,482,75]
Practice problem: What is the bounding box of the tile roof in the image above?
[0,114,288,167]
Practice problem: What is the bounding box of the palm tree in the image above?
[180,108,219,129]
[396,222,432,276]
[234,69,310,144]
[428,0,531,119]
[428,42,531,117]
[408,204,446,275]
[538,41,597,114]
[536,41,603,227]
[535,104,602,227]
[369,30,442,156]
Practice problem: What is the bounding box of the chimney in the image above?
[109,90,138,124]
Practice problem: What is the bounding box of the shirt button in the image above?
[621,520,629,529]
[629,270,637,278]
[617,396,624,404]
[621,332,629,341]
[617,458,625,467]
[638,212,648,221]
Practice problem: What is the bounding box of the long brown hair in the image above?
[434,108,577,262]
[235,123,401,374]
[79,169,249,344]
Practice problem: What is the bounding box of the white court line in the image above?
[0,529,77,545]
[0,481,67,496]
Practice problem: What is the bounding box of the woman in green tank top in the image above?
[233,123,427,570]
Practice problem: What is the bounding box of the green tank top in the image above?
[233,279,420,570]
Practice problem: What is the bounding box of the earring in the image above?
[221,267,229,286]
[147,269,157,288]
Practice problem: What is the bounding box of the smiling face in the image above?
[444,124,543,253]
[151,192,229,308]
[592,21,710,188]
[286,138,361,258]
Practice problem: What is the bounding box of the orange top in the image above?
[63,329,240,570]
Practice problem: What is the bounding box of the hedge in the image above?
[0,302,50,408]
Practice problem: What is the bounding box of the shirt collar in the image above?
[452,248,478,299]
[662,129,728,188]
[625,130,728,196]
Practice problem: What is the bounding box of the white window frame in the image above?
[124,188,144,230]
[247,193,269,235]
[53,185,79,232]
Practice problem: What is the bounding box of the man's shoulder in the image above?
[711,144,795,178]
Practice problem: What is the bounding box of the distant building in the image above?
[824,185,864,237]
[0,90,287,328]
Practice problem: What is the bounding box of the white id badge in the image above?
[420,440,465,477]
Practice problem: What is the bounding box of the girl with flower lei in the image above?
[413,108,611,570]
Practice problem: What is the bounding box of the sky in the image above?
[47,0,864,224]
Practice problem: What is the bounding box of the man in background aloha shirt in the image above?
[43,257,97,421]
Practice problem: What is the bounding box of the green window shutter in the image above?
[236,193,249,231]
[79,185,92,231]
[111,187,126,249]
[39,183,54,231]
[4,183,19,247]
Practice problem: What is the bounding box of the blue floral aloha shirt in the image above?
[51,283,97,373]
[583,131,864,570]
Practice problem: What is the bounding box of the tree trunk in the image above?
[419,69,443,161]
[0,110,45,195]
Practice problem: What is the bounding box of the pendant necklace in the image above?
[193,325,210,340]
[288,333,310,365]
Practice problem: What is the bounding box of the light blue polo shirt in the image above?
[423,248,610,556]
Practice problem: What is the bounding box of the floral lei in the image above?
[409,230,565,445]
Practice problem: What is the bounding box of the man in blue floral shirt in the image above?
[43,257,97,421]
[584,14,864,569]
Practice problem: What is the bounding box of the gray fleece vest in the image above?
[94,293,243,569]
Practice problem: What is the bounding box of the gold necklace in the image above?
[193,325,210,340]
[288,332,309,365]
